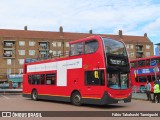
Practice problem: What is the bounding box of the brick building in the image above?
[0,26,154,87]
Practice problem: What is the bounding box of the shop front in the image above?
[8,74,23,89]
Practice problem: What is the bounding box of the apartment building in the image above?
[0,26,154,87]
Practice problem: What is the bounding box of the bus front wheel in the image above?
[71,92,82,106]
[32,89,38,101]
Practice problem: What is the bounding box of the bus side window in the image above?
[147,75,152,82]
[85,40,98,54]
[46,74,56,85]
[138,60,145,67]
[139,76,147,82]
[130,62,137,68]
[70,42,83,56]
[146,59,150,66]
[41,74,45,84]
[85,70,104,86]
[32,75,41,85]
[28,75,32,84]
[151,58,160,65]
[135,77,138,82]
[152,76,155,82]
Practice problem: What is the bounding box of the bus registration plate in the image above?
[118,100,124,103]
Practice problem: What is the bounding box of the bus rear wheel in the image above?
[71,92,82,106]
[32,89,38,101]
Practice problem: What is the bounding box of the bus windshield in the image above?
[103,38,129,89]
[103,38,127,56]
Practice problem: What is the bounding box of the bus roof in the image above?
[130,56,160,62]
[69,35,122,44]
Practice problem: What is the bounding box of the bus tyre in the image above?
[71,92,82,106]
[32,90,38,101]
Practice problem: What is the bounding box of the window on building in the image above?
[52,51,56,55]
[7,68,11,75]
[4,50,13,57]
[39,42,49,49]
[85,70,105,86]
[66,42,69,47]
[19,69,23,74]
[65,51,69,56]
[18,50,25,55]
[29,41,35,46]
[18,59,24,65]
[146,52,150,57]
[39,51,47,55]
[129,52,134,57]
[57,51,61,55]
[57,42,61,47]
[4,42,14,47]
[136,45,143,51]
[7,59,11,65]
[70,42,83,56]
[146,45,150,49]
[126,44,129,49]
[52,42,57,47]
[130,44,133,49]
[19,41,25,46]
[29,50,35,56]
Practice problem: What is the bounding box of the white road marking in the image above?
[1,95,9,100]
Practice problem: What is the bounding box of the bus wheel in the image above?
[71,92,82,106]
[32,89,38,101]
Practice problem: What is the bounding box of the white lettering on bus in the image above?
[27,58,82,86]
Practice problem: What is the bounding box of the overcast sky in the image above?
[0,0,160,51]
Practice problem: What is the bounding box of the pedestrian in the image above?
[158,77,160,103]
[145,80,152,101]
[153,81,160,103]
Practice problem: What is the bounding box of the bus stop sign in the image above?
[151,60,156,66]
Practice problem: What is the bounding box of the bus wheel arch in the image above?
[31,89,38,101]
[71,90,82,106]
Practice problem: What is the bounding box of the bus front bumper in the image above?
[81,91,132,105]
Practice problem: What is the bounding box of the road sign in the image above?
[150,60,156,66]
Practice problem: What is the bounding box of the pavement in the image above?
[132,92,154,100]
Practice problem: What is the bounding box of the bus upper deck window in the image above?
[151,58,160,65]
[85,40,98,54]
[131,62,137,68]
[138,60,145,67]
[146,59,150,66]
[70,42,83,56]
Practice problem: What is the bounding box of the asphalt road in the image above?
[0,94,159,120]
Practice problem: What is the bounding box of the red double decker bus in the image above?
[23,35,131,105]
[130,56,160,92]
